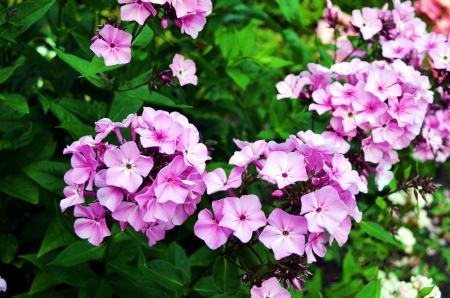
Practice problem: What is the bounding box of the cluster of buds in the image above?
[61,108,210,246]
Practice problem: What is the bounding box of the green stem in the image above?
[106,66,123,117]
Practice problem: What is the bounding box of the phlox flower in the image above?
[372,113,404,145]
[321,117,355,154]
[300,186,348,234]
[112,199,147,231]
[414,32,447,54]
[229,140,268,168]
[219,195,266,243]
[169,54,198,85]
[333,105,358,133]
[94,115,133,143]
[136,113,184,154]
[259,208,308,260]
[351,7,383,40]
[304,232,328,264]
[364,69,402,101]
[429,42,450,70]
[90,25,132,66]
[375,160,394,191]
[180,11,207,39]
[361,136,390,163]
[250,277,290,298]
[155,156,195,204]
[260,151,308,189]
[74,203,111,246]
[70,144,98,191]
[119,0,157,25]
[0,276,6,292]
[104,141,154,193]
[143,223,166,246]
[352,90,388,125]
[134,185,177,222]
[309,86,333,115]
[171,0,197,18]
[176,128,211,174]
[63,135,97,155]
[95,170,124,212]
[276,74,305,100]
[382,37,414,59]
[61,169,85,212]
[203,167,244,195]
[329,216,352,247]
[387,96,417,127]
[194,200,233,249]
[329,81,362,106]
[323,154,361,191]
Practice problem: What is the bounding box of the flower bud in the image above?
[272,190,283,197]
[161,16,168,29]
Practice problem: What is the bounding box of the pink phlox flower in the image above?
[203,167,244,195]
[429,42,450,70]
[90,25,132,66]
[413,143,434,161]
[266,139,296,155]
[329,216,352,247]
[330,58,370,77]
[111,198,147,231]
[95,142,117,165]
[229,140,268,168]
[391,59,411,82]
[119,0,157,25]
[94,115,132,142]
[375,160,394,191]
[323,154,361,191]
[155,156,195,204]
[414,32,447,54]
[387,96,417,127]
[304,232,328,264]
[104,141,154,193]
[142,223,166,246]
[436,110,450,132]
[250,277,290,298]
[399,18,427,42]
[171,0,197,18]
[364,69,402,101]
[300,186,348,234]
[423,128,443,151]
[260,151,308,189]
[352,90,388,125]
[309,86,333,115]
[63,135,97,155]
[301,63,333,90]
[0,276,5,292]
[335,37,366,63]
[321,117,355,154]
[219,195,267,243]
[381,37,414,59]
[169,54,198,86]
[276,74,305,100]
[351,7,382,40]
[340,191,362,222]
[95,170,124,212]
[383,149,400,164]
[372,113,404,145]
[136,113,184,154]
[392,123,420,150]
[194,199,233,250]
[185,172,206,203]
[180,11,207,39]
[259,208,308,260]
[176,128,210,173]
[171,204,191,226]
[71,144,98,191]
[74,203,111,246]
[196,0,212,15]
[61,169,85,212]
[297,130,339,154]
[232,138,252,149]
[362,136,391,163]
[332,105,358,133]
[330,81,363,106]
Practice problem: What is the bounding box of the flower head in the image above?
[90,25,132,66]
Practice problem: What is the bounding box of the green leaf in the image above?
[189,246,221,267]
[38,93,50,114]
[359,221,402,248]
[29,271,61,294]
[57,122,96,140]
[355,280,380,298]
[109,261,166,291]
[329,278,363,298]
[138,250,185,292]
[1,94,29,114]
[318,46,334,68]
[89,56,122,74]
[79,276,113,298]
[133,25,154,47]
[0,172,39,204]
[38,219,76,258]
[419,286,435,298]
[0,233,18,263]
[212,257,240,295]
[117,86,192,109]
[194,276,218,297]
[22,161,70,195]
[168,242,191,282]
[375,196,387,210]
[0,64,21,85]
[404,165,412,181]
[0,0,56,41]
[342,252,359,283]
[49,101,83,125]
[275,0,303,28]
[50,241,107,267]
[105,232,139,263]
[109,93,144,122]
[226,68,250,90]
[71,31,93,57]
[58,97,97,122]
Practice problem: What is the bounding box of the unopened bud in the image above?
[272,190,283,197]
[312,177,320,185]
[161,16,168,29]
[292,278,302,291]
[9,8,17,16]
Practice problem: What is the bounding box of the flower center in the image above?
[109,43,116,49]
[444,55,448,61]
[377,86,384,91]
[167,178,173,183]
[347,112,353,118]
[126,164,132,169]
[156,133,164,141]
[382,124,387,128]
[282,230,289,236]
[282,173,288,178]
[316,207,322,213]
[239,215,246,221]
[137,0,142,4]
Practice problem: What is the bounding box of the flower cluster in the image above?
[415,0,450,36]
[277,58,432,190]
[195,130,366,289]
[378,271,441,298]
[61,108,210,246]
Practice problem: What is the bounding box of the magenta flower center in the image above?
[126,164,132,169]
[137,0,143,4]
[377,86,384,91]
[347,112,353,118]
[110,43,116,49]
[239,215,246,221]
[282,172,288,178]
[316,207,322,213]
[282,230,289,236]
[167,178,173,183]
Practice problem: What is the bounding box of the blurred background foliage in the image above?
[0,0,448,297]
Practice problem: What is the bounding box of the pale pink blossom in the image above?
[259,208,308,260]
[180,12,207,39]
[169,54,198,86]
[351,8,382,40]
[219,195,266,243]
[276,74,305,100]
[74,203,111,246]
[372,113,404,145]
[112,200,146,231]
[260,151,308,189]
[309,86,333,115]
[250,277,290,298]
[90,25,132,66]
[95,170,124,212]
[0,277,6,292]
[321,117,355,154]
[177,128,210,173]
[134,185,177,222]
[203,167,244,194]
[119,0,157,25]
[305,232,328,263]
[143,223,166,246]
[429,42,450,70]
[229,140,268,168]
[171,0,197,18]
[414,32,447,54]
[70,144,98,191]
[364,69,402,101]
[61,169,85,212]
[362,137,390,163]
[382,37,414,59]
[352,91,388,125]
[329,216,352,247]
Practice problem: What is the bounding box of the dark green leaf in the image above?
[355,280,380,298]
[168,242,191,282]
[29,271,61,294]
[194,277,218,297]
[133,25,154,47]
[1,94,29,114]
[226,68,250,90]
[212,257,240,295]
[189,246,221,267]
[0,172,39,204]
[342,252,359,283]
[22,161,70,194]
[38,219,76,258]
[404,165,412,181]
[79,276,113,298]
[359,221,402,248]
[108,262,166,291]
[0,233,18,263]
[274,0,303,28]
[57,122,96,140]
[50,241,107,267]
[117,86,192,109]
[0,64,21,84]
[375,196,387,210]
